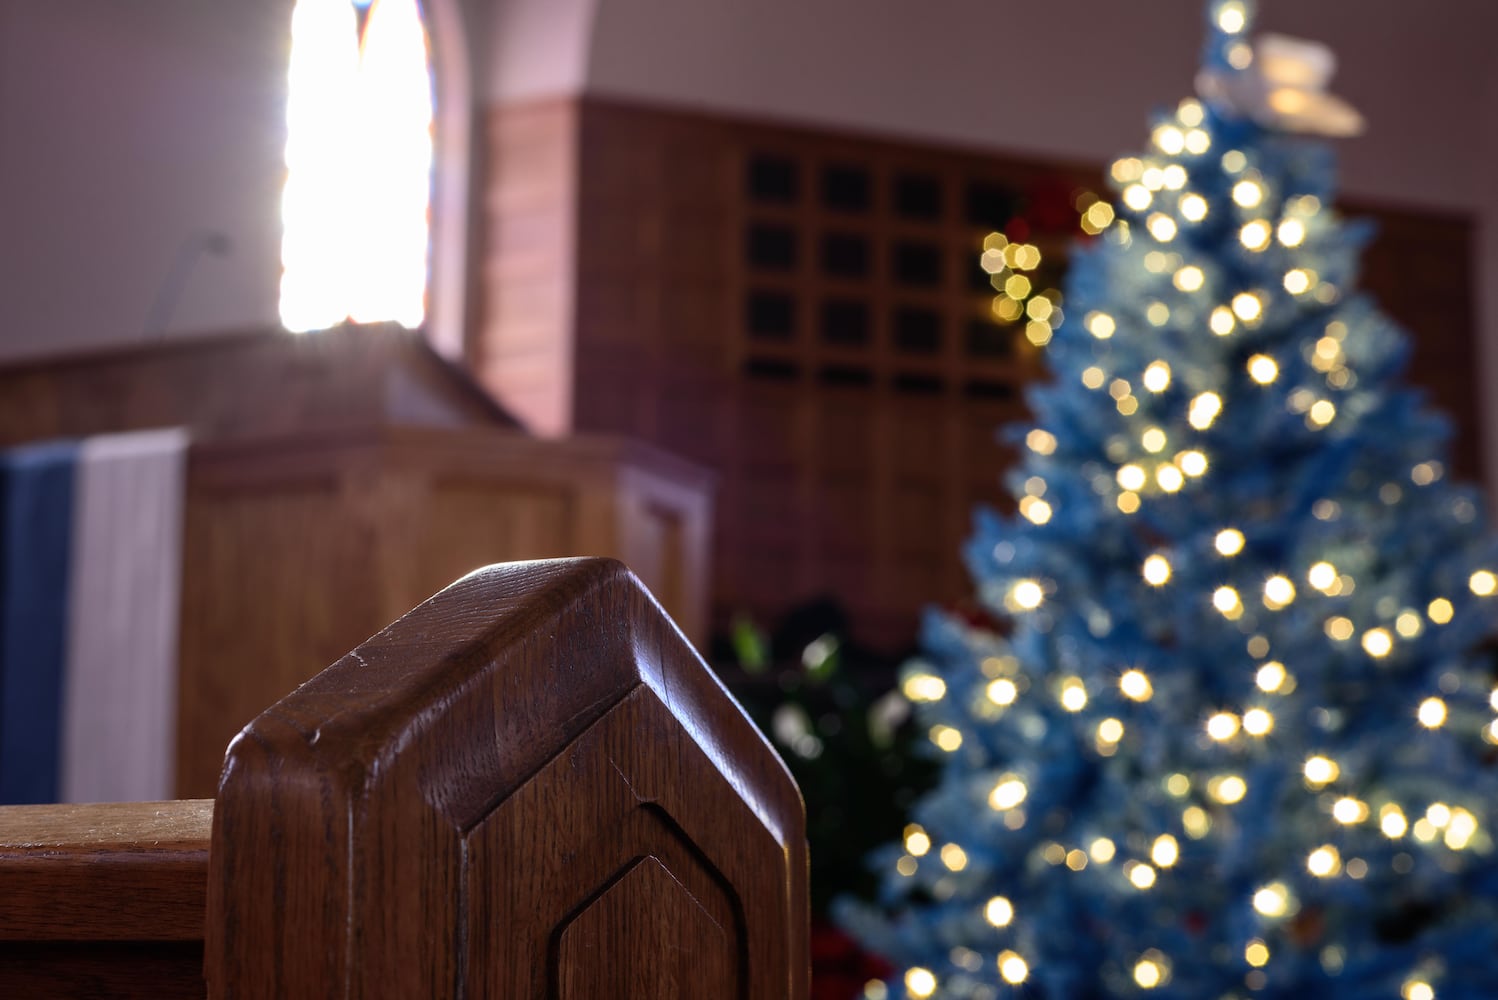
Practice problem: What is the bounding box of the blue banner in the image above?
[0,441,78,804]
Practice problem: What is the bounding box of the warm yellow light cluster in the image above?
[1381,804,1409,838]
[1175,808,1207,842]
[983,231,1059,344]
[1213,586,1243,619]
[1215,528,1246,556]
[1333,797,1369,824]
[989,776,1028,811]
[1209,774,1247,804]
[1187,391,1222,431]
[1134,954,1167,989]
[1263,575,1296,609]
[930,725,963,752]
[1143,554,1173,586]
[940,843,968,871]
[1252,882,1290,918]
[1307,399,1337,428]
[985,895,1014,927]
[1307,844,1341,877]
[1026,428,1058,455]
[1126,861,1158,889]
[1151,834,1180,868]
[1009,579,1045,611]
[1120,669,1154,701]
[902,673,946,702]
[1362,628,1393,658]
[1081,199,1116,235]
[1147,213,1178,242]
[1304,755,1340,786]
[1206,712,1239,741]
[1243,707,1274,736]
[1255,661,1286,692]
[1217,0,1248,34]
[1020,495,1053,525]
[1429,597,1455,624]
[1175,266,1206,292]
[905,967,937,998]
[1278,217,1307,247]
[1284,268,1315,295]
[1418,696,1448,729]
[1232,292,1263,322]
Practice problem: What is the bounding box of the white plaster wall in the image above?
[480,0,599,104]
[584,0,1494,214]
[0,2,291,360]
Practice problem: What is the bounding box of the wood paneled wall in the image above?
[472,101,581,438]
[175,427,712,797]
[478,95,1481,648]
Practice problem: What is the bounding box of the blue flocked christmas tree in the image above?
[837,2,1498,997]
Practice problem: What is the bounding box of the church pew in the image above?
[0,558,808,997]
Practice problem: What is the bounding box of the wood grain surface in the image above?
[207,557,808,998]
[0,800,211,941]
[0,800,212,998]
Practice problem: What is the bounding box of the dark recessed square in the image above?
[820,300,870,347]
[821,164,872,213]
[821,232,870,279]
[894,173,943,221]
[965,180,1018,228]
[746,223,797,272]
[894,307,942,355]
[893,373,944,395]
[818,365,874,388]
[747,153,799,204]
[746,291,795,341]
[892,241,943,287]
[966,319,1013,359]
[964,379,1016,401]
[744,358,799,381]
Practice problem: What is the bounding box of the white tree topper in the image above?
[1197,33,1365,137]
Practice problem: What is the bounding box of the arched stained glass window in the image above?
[280,0,434,333]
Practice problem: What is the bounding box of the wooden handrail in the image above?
[0,558,808,998]
[0,800,210,941]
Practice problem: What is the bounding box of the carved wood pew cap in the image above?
[208,557,808,998]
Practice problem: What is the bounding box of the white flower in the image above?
[1197,34,1364,137]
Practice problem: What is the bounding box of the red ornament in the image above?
[810,921,895,1000]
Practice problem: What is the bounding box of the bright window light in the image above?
[280,0,433,333]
